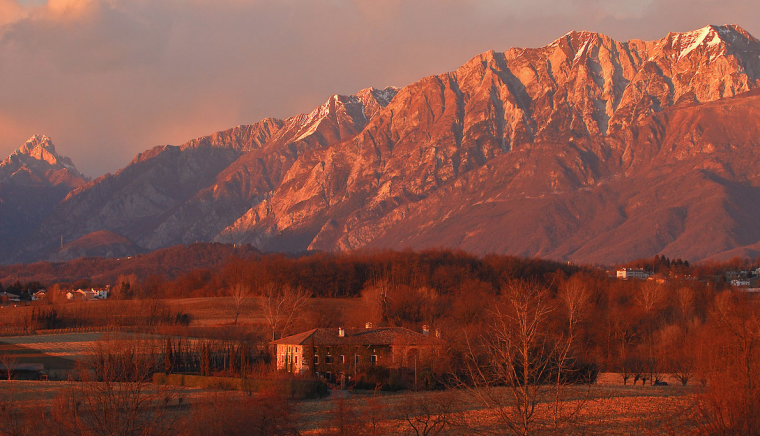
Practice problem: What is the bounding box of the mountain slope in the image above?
[216,25,760,263]
[0,135,87,252]
[9,88,397,262]
[7,25,760,264]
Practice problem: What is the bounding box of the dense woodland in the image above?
[2,249,760,434]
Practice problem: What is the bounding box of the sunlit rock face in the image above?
[9,88,398,262]
[10,25,760,264]
[216,25,760,263]
[0,135,88,254]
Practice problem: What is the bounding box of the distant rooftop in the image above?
[273,327,438,346]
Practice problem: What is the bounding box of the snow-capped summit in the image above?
[665,24,758,62]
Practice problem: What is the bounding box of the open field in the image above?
[292,383,700,435]
[0,379,700,435]
[0,296,366,330]
[164,296,366,327]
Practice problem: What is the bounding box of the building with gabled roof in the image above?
[272,324,440,383]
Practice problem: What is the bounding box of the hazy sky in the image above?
[1,0,758,177]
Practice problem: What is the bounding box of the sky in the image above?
[0,0,758,177]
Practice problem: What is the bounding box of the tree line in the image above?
[3,249,760,434]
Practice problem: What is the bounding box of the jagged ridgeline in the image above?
[4,25,760,264]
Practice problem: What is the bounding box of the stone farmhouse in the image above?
[273,323,440,383]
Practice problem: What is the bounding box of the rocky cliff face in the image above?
[8,88,397,262]
[8,25,760,264]
[0,135,87,253]
[216,25,760,263]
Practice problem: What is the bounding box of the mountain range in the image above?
[3,24,760,265]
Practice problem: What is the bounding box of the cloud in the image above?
[0,0,757,177]
[0,0,24,26]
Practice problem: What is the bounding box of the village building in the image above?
[0,292,20,303]
[731,279,752,287]
[272,323,440,383]
[65,288,109,301]
[616,268,649,280]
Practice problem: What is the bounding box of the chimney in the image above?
[422,325,430,335]
[338,327,345,337]
[365,322,373,329]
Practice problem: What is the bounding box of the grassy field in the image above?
[292,382,699,435]
[0,296,365,329]
[0,378,699,435]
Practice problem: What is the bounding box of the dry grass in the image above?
[292,379,700,435]
[0,296,364,329]
[0,376,700,435]
[164,296,365,327]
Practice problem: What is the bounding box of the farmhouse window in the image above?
[325,355,334,364]
[314,355,319,365]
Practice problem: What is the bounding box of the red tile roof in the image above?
[273,327,438,346]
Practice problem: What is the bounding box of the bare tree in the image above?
[460,281,572,436]
[675,286,695,321]
[635,281,664,313]
[396,391,463,436]
[0,346,18,381]
[558,276,591,338]
[260,283,311,341]
[657,324,694,386]
[229,282,252,325]
[695,292,760,435]
[42,335,178,436]
[552,276,593,431]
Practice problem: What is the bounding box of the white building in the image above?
[616,268,649,280]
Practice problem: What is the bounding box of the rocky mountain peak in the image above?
[552,30,604,50]
[15,134,59,165]
[661,24,758,62]
[1,135,86,186]
[6,134,75,169]
[356,86,399,120]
